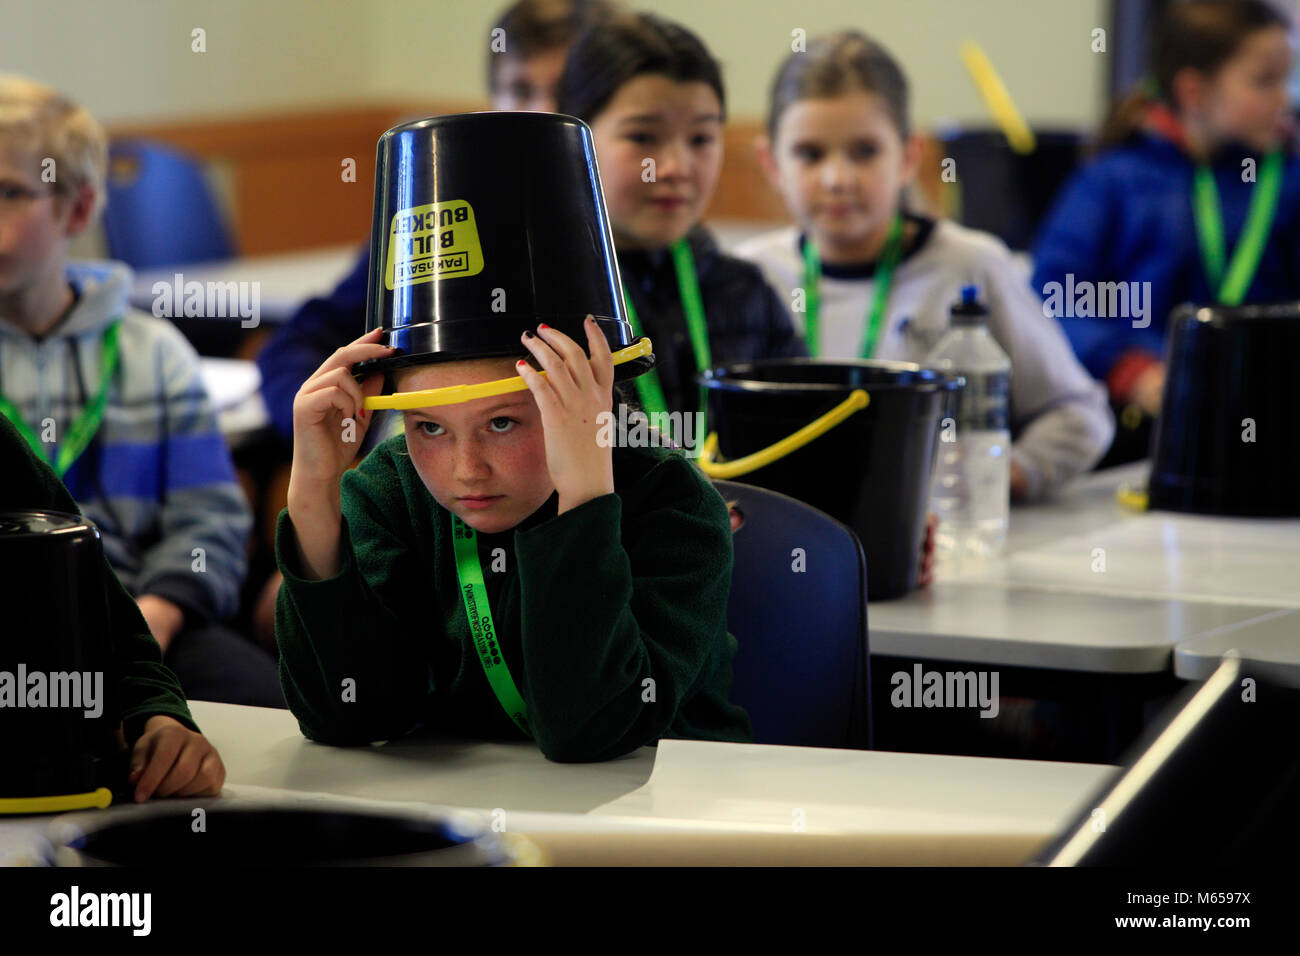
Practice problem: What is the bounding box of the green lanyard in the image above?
[0,321,121,479]
[620,238,712,436]
[1192,150,1283,307]
[801,213,904,358]
[450,512,531,737]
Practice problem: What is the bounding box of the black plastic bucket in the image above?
[698,359,960,600]
[42,804,542,866]
[355,111,653,383]
[1149,302,1300,516]
[0,511,121,807]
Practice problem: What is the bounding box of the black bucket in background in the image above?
[699,360,960,600]
[1149,302,1300,517]
[44,804,540,866]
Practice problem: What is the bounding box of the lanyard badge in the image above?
[619,238,712,439]
[0,321,122,478]
[802,213,904,359]
[1192,150,1283,307]
[450,513,531,736]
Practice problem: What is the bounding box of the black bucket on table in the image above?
[698,359,961,600]
[0,511,122,808]
[1149,302,1300,517]
[42,804,541,866]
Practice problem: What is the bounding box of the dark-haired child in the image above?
[556,11,806,426]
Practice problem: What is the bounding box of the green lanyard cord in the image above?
[801,213,904,359]
[0,321,122,479]
[450,513,531,737]
[619,238,712,443]
[1192,149,1283,307]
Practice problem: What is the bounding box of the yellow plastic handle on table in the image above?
[696,389,870,479]
[1116,484,1150,512]
[0,786,112,816]
[364,337,654,410]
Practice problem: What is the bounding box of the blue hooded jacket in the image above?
[1031,132,1300,384]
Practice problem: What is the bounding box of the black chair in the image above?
[934,126,1085,252]
[712,479,871,749]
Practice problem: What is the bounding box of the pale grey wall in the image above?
[2,0,1110,127]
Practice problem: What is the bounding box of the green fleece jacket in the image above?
[274,434,753,762]
[0,412,199,743]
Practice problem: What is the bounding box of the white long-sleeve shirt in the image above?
[732,217,1115,500]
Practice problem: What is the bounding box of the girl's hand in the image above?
[290,328,394,488]
[1131,362,1166,417]
[516,316,615,514]
[128,715,226,801]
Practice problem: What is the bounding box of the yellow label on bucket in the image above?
[385,200,484,290]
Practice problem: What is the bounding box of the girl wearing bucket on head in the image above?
[555,11,807,437]
[734,31,1113,501]
[1033,0,1300,467]
[272,112,752,761]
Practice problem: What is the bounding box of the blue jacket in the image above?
[1031,133,1300,383]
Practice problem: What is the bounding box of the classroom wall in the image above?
[2,0,1110,128]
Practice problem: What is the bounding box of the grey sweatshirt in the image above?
[0,261,251,621]
[732,219,1115,499]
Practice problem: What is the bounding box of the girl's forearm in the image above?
[286,478,344,580]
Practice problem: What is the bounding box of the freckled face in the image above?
[396,357,554,533]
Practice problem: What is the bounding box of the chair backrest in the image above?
[103,140,235,269]
[712,479,871,749]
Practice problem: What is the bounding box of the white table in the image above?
[1,702,1119,866]
[131,244,362,324]
[1173,608,1300,687]
[198,356,270,437]
[869,463,1300,673]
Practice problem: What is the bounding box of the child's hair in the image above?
[0,75,107,220]
[555,11,726,125]
[1097,0,1290,150]
[486,0,619,93]
[766,30,911,143]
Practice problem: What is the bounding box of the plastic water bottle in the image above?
[924,285,1011,565]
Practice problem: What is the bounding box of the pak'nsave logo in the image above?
[386,199,484,290]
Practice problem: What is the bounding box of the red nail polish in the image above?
[517,359,526,367]
[539,323,550,330]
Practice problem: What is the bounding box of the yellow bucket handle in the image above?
[1116,483,1149,512]
[696,389,870,480]
[364,337,655,410]
[0,786,113,815]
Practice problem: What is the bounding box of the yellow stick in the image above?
[960,41,1036,154]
